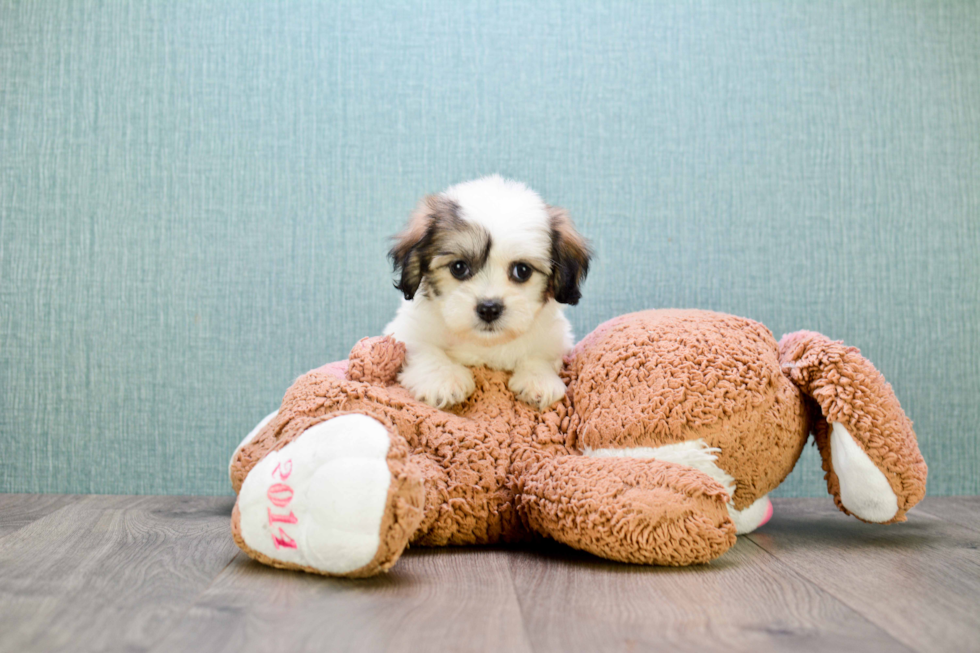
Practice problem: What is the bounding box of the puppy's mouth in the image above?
[467,321,521,345]
[475,323,507,340]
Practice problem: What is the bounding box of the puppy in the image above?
[384,175,591,410]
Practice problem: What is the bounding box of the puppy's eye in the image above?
[449,260,471,280]
[509,262,533,283]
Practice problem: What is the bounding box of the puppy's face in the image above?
[389,176,591,345]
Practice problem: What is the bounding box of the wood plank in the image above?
[0,494,83,538]
[915,496,980,533]
[2,495,977,653]
[509,537,912,653]
[150,546,533,653]
[0,495,239,652]
[746,498,980,653]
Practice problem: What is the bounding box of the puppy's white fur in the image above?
[384,176,590,410]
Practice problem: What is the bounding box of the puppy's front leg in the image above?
[509,357,567,410]
[398,345,476,409]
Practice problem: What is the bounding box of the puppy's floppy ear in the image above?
[547,205,592,305]
[388,196,438,300]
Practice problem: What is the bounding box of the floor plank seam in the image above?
[505,552,543,653]
[740,535,924,653]
[912,508,980,535]
[0,495,83,543]
[147,549,243,648]
[137,523,244,652]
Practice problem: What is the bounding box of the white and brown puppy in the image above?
[384,175,591,410]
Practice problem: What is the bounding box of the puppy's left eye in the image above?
[509,262,533,283]
[449,260,471,280]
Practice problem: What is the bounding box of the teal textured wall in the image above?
[1,1,978,496]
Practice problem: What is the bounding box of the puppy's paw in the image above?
[401,362,476,409]
[509,368,567,410]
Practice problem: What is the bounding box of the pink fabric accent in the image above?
[267,483,294,508]
[272,460,293,481]
[759,498,774,528]
[268,508,299,525]
[313,360,349,380]
[272,527,298,550]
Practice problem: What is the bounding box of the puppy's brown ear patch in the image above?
[547,205,592,305]
[388,196,436,300]
[388,195,462,300]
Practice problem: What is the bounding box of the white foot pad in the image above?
[729,495,773,534]
[830,422,899,522]
[237,414,392,574]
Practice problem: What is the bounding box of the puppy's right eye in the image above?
[449,260,471,280]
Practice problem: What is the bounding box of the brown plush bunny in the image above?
[228,309,927,577]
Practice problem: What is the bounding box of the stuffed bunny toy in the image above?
[229,310,927,577]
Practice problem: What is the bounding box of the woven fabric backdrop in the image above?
[2,1,978,496]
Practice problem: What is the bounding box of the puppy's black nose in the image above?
[476,300,504,323]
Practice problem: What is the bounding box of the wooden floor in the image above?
[0,496,977,653]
